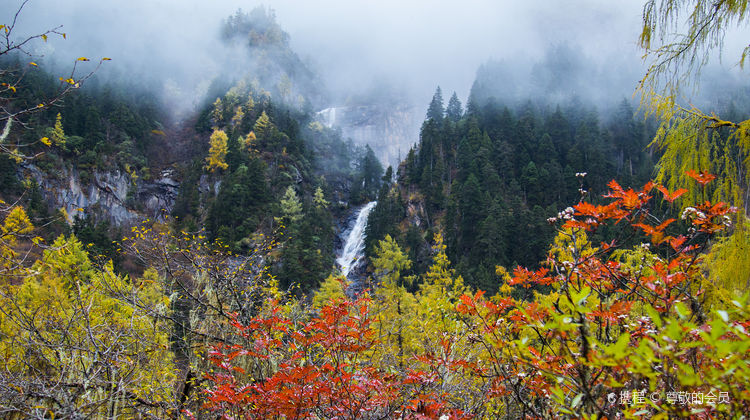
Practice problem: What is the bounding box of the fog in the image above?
[3,0,746,116]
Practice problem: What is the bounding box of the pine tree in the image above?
[459,173,484,252]
[244,131,257,152]
[211,97,223,127]
[313,186,329,208]
[231,106,244,128]
[253,111,272,140]
[426,86,445,121]
[370,235,418,368]
[277,185,302,224]
[225,134,242,171]
[244,95,255,116]
[446,92,463,121]
[312,275,347,308]
[205,128,229,172]
[51,113,66,146]
[372,234,412,287]
[357,145,383,200]
[207,159,269,246]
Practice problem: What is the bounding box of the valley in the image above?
[1,1,749,418]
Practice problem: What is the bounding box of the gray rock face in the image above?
[317,103,420,168]
[198,175,221,197]
[22,164,179,226]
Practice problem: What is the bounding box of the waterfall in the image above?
[317,107,338,128]
[336,201,377,280]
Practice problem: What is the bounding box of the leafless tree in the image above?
[1,0,108,161]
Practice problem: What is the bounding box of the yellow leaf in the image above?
[40,137,51,146]
[102,57,112,61]
[76,57,89,62]
[62,33,66,39]
[41,34,47,42]
[8,86,15,93]
[151,129,166,136]
[29,62,38,67]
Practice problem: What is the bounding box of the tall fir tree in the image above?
[426,86,445,122]
[446,92,463,122]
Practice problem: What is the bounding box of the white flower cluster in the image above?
[681,207,733,227]
[575,172,587,178]
[680,207,705,220]
[547,207,576,224]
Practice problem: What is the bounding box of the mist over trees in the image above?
[365,84,662,291]
[1,0,750,417]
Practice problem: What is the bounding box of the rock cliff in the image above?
[317,103,420,168]
[21,164,180,226]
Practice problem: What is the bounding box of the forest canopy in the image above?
[0,0,749,418]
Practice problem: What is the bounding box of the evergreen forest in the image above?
[1,1,750,418]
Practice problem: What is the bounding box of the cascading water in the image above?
[336,201,377,282]
[316,107,338,128]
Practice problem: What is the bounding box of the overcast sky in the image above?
[3,0,745,110]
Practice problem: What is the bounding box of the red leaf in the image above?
[685,170,716,186]
[669,235,687,251]
[657,185,688,203]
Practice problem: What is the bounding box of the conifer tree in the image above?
[313,186,329,208]
[243,131,257,152]
[230,106,244,128]
[205,128,229,172]
[0,207,33,275]
[277,185,302,224]
[244,95,255,116]
[51,112,66,146]
[253,111,272,140]
[211,97,223,127]
[446,92,463,121]
[459,173,483,248]
[312,274,347,308]
[426,86,445,121]
[372,234,412,287]
[360,145,383,198]
[370,235,418,368]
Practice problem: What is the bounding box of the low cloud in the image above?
[3,0,743,116]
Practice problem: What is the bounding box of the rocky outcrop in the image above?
[21,164,180,226]
[316,103,420,168]
[198,175,221,197]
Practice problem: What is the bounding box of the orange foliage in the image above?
[199,175,749,418]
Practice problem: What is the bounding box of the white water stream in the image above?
[317,107,338,128]
[336,201,377,279]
